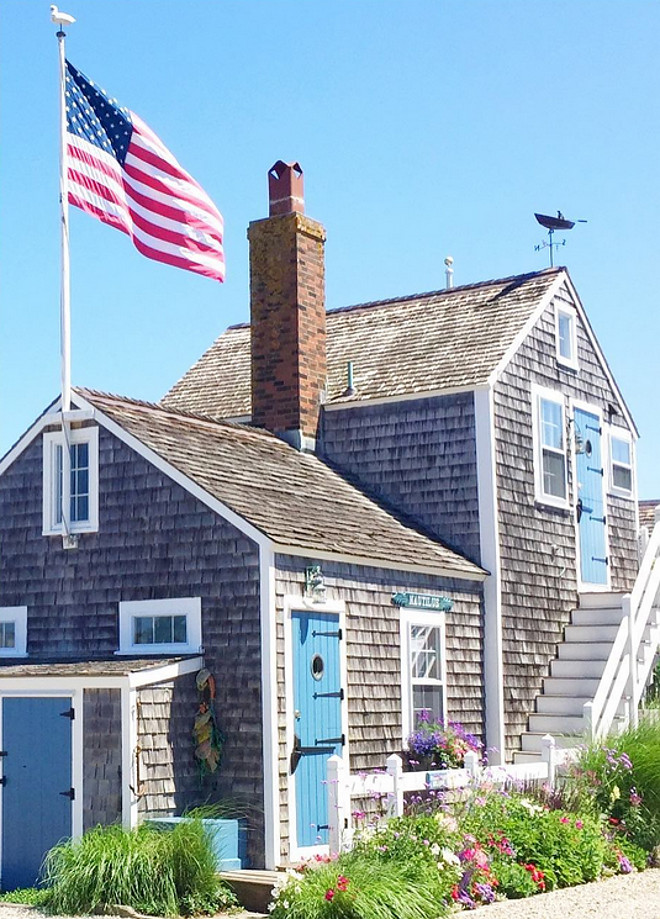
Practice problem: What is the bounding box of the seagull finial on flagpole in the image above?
[50,6,76,32]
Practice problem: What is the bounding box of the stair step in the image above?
[220,871,279,914]
[551,658,607,678]
[558,642,612,661]
[543,676,601,696]
[579,592,625,610]
[571,607,625,626]
[536,696,591,715]
[564,623,620,643]
[528,713,585,734]
[520,732,583,753]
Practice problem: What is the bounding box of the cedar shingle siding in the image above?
[274,556,483,861]
[320,393,480,562]
[494,285,638,751]
[0,426,265,862]
[83,688,122,830]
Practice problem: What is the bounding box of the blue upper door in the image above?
[291,611,344,849]
[574,406,608,586]
[1,697,73,889]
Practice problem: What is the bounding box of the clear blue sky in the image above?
[1,1,659,496]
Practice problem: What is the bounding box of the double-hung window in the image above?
[43,427,99,535]
[0,607,27,657]
[400,609,446,739]
[555,304,578,370]
[117,598,202,655]
[609,430,634,498]
[532,386,568,507]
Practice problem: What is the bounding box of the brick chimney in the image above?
[248,161,327,451]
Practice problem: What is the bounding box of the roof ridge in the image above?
[326,266,563,316]
[78,385,290,446]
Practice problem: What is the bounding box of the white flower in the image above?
[430,843,441,856]
[441,847,460,866]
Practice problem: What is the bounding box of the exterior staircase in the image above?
[514,563,660,765]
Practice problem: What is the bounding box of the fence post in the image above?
[583,699,594,741]
[541,733,556,786]
[464,750,480,782]
[327,754,348,854]
[623,594,638,729]
[386,753,404,818]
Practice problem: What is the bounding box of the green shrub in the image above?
[41,817,236,916]
[0,888,51,906]
[269,852,458,919]
[460,792,607,890]
[567,715,660,852]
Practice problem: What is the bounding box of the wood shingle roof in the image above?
[162,267,562,420]
[81,389,485,579]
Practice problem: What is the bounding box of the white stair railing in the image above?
[584,508,660,741]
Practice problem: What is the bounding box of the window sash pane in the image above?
[410,625,441,680]
[542,448,567,499]
[0,621,16,649]
[412,686,443,725]
[611,437,631,465]
[133,614,188,646]
[613,464,632,492]
[540,399,564,450]
[558,313,573,360]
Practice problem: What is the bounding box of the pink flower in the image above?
[337,875,350,892]
[560,816,569,824]
[575,820,583,829]
[325,889,335,901]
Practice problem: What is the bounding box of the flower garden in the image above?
[269,713,660,918]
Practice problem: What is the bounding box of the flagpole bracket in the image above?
[62,533,79,551]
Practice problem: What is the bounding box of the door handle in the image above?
[290,734,302,774]
[576,499,583,523]
[59,787,75,800]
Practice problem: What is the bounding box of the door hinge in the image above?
[59,787,75,800]
[0,751,7,757]
[315,733,345,746]
[312,629,343,639]
[313,688,344,700]
[592,556,609,565]
[0,776,6,786]
[316,824,330,831]
[587,466,604,476]
[60,707,75,720]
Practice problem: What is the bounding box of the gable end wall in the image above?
[493,284,638,753]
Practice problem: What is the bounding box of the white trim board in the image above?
[0,657,204,693]
[260,548,280,870]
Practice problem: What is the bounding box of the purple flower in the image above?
[618,853,633,874]
[474,882,496,904]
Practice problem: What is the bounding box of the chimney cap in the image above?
[268,160,304,216]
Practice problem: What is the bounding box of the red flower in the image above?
[337,875,350,892]
[325,889,335,901]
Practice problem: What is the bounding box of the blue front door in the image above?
[574,407,608,586]
[292,611,344,849]
[1,697,73,889]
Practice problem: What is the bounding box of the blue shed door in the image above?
[291,611,344,849]
[574,407,608,586]
[1,697,73,889]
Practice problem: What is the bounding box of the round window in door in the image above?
[310,653,324,681]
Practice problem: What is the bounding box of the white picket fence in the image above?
[326,734,575,854]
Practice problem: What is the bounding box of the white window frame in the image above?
[42,427,99,536]
[532,384,569,509]
[117,597,203,656]
[400,608,447,745]
[0,606,27,657]
[607,427,635,499]
[555,303,578,371]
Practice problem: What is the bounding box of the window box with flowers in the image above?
[404,711,484,772]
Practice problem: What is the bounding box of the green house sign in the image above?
[391,592,453,611]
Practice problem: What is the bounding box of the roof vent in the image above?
[444,255,454,289]
[268,160,304,216]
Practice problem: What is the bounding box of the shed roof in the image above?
[639,500,660,532]
[0,657,190,677]
[80,389,484,579]
[162,267,562,419]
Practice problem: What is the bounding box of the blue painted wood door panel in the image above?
[292,611,343,848]
[574,407,608,586]
[2,697,73,889]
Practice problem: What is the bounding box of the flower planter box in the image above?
[146,817,249,871]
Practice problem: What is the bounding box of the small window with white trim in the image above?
[42,427,99,535]
[609,430,634,497]
[555,304,578,370]
[117,598,202,655]
[532,387,568,507]
[401,609,446,738]
[0,607,27,657]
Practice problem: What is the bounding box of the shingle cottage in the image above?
[0,161,651,885]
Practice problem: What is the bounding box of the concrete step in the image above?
[571,607,625,626]
[558,641,612,661]
[579,591,625,610]
[551,657,607,678]
[520,731,583,753]
[220,871,279,914]
[536,695,590,716]
[564,623,621,643]
[543,676,601,696]
[528,712,584,734]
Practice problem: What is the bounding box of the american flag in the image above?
[65,61,225,282]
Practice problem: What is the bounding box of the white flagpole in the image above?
[52,6,76,545]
